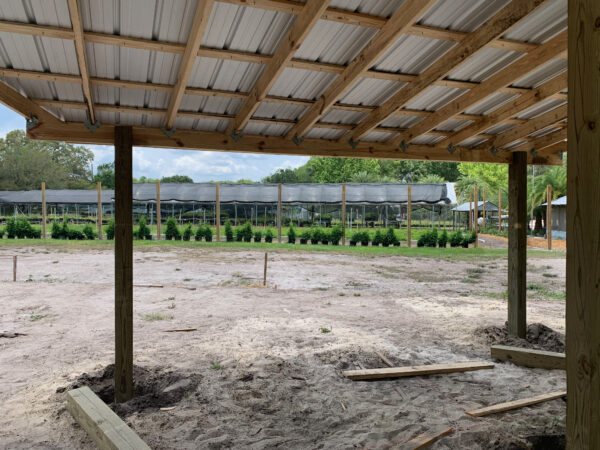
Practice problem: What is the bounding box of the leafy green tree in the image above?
[93,162,115,189]
[161,175,194,183]
[0,130,94,190]
[418,174,447,184]
[307,157,380,183]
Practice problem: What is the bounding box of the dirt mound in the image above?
[57,364,202,417]
[474,322,564,353]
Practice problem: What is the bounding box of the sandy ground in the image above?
[0,245,566,449]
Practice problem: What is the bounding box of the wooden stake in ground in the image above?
[97,181,103,239]
[13,255,17,282]
[341,184,346,245]
[498,188,502,232]
[375,351,393,367]
[215,183,220,242]
[407,185,412,247]
[482,188,486,229]
[474,185,479,247]
[277,183,282,243]
[263,252,268,286]
[342,361,494,380]
[465,391,566,417]
[156,181,161,240]
[469,191,473,231]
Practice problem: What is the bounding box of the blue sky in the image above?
[0,105,308,181]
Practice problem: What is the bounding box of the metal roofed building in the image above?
[542,194,566,236]
[0,0,596,445]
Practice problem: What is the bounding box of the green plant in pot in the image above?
[253,229,263,242]
[329,225,343,245]
[165,218,181,240]
[287,224,296,244]
[300,230,311,244]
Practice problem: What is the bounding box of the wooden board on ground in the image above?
[163,328,197,333]
[341,361,494,380]
[66,386,150,449]
[465,391,566,417]
[490,345,565,370]
[401,428,453,449]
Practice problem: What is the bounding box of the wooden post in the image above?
[263,252,267,286]
[277,183,282,243]
[482,188,486,229]
[474,186,479,247]
[13,255,16,282]
[114,126,133,403]
[567,1,600,445]
[341,184,346,245]
[469,191,473,231]
[508,152,527,338]
[498,189,502,232]
[155,181,161,240]
[97,182,103,239]
[546,184,552,250]
[41,182,46,238]
[215,183,220,241]
[407,185,412,247]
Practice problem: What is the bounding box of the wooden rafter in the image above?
[346,0,549,143]
[226,0,330,136]
[0,81,59,126]
[67,0,95,124]
[390,30,567,146]
[0,20,542,92]
[492,104,567,149]
[507,127,567,153]
[164,0,214,130]
[26,119,562,165]
[286,0,436,140]
[439,71,567,147]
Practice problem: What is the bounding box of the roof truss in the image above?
[0,0,568,165]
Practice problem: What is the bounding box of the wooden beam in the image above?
[441,71,567,148]
[155,181,161,240]
[465,391,566,417]
[566,0,600,446]
[341,183,346,245]
[491,345,565,370]
[0,81,59,125]
[391,31,567,146]
[114,125,133,403]
[492,104,568,149]
[164,0,214,129]
[508,151,527,338]
[227,0,329,135]
[407,185,412,247]
[41,182,46,239]
[27,120,562,165]
[66,386,150,449]
[346,0,549,142]
[277,183,282,243]
[286,0,436,139]
[498,189,502,232]
[215,183,220,241]
[341,361,494,380]
[97,182,102,239]
[507,128,567,153]
[67,0,95,124]
[404,428,454,449]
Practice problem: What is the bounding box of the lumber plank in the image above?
[402,428,453,449]
[66,386,150,449]
[341,361,494,381]
[465,391,566,417]
[490,345,565,370]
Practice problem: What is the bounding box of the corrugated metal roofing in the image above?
[0,0,568,150]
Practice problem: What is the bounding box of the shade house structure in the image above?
[0,0,597,446]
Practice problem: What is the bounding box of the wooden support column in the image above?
[97,181,102,239]
[41,181,46,238]
[469,192,473,231]
[508,152,527,338]
[546,184,552,250]
[341,184,346,245]
[215,183,220,241]
[114,125,133,403]
[482,188,486,228]
[155,181,161,240]
[498,189,502,232]
[474,186,479,247]
[277,183,282,243]
[407,185,412,247]
[566,0,600,446]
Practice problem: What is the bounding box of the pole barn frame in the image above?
[0,0,587,442]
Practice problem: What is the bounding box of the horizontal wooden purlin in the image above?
[1,67,533,127]
[35,98,462,136]
[217,1,540,53]
[26,119,561,165]
[507,128,567,153]
[0,20,540,93]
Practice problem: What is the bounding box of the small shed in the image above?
[542,195,566,237]
[451,201,499,228]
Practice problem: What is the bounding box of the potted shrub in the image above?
[5,217,16,239]
[329,225,343,245]
[300,230,311,244]
[253,229,263,242]
[136,216,151,240]
[438,229,448,248]
[165,218,181,240]
[241,223,253,242]
[287,224,296,244]
[68,229,85,240]
[310,227,323,245]
[349,231,360,246]
[204,226,213,242]
[60,221,70,239]
[383,226,398,247]
[224,220,234,242]
[359,231,370,246]
[105,219,115,240]
[449,230,463,247]
[82,224,96,240]
[182,225,193,241]
[264,228,274,243]
[372,230,383,247]
[195,226,205,242]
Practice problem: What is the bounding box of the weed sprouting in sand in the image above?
[29,314,47,321]
[139,312,174,321]
[211,363,225,370]
[320,327,331,334]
